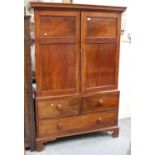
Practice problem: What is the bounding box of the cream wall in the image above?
[119,42,131,119]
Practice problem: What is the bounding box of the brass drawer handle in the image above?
[44,32,47,36]
[56,104,63,111]
[57,122,63,130]
[98,99,104,105]
[50,103,54,107]
[96,117,103,124]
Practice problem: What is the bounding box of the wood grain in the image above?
[37,97,81,119]
[37,111,117,138]
[81,12,120,94]
[82,91,119,114]
[28,2,126,13]
[85,43,116,89]
[29,2,126,151]
[87,17,117,37]
[34,11,80,97]
[39,16,76,37]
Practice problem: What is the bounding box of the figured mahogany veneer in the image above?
[39,15,76,38]
[35,10,80,97]
[87,17,117,37]
[38,111,117,138]
[82,91,119,114]
[37,97,81,119]
[28,2,126,151]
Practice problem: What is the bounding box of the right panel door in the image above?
[81,12,121,94]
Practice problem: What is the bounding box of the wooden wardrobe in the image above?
[28,2,126,151]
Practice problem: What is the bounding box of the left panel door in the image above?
[34,11,80,97]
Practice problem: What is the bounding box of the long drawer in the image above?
[81,91,119,114]
[36,97,81,119]
[37,111,118,138]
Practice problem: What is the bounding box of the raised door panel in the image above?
[81,12,121,94]
[85,44,116,88]
[87,17,117,37]
[40,44,76,91]
[35,11,80,96]
[39,16,76,37]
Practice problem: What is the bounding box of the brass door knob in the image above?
[56,104,63,111]
[96,117,103,124]
[57,122,63,130]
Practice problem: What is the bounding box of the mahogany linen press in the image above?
[28,2,126,151]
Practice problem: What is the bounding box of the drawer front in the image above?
[37,97,81,119]
[37,111,117,138]
[81,92,119,114]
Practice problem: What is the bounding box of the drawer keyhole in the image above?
[96,117,103,124]
[57,123,63,130]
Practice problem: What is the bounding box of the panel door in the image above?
[35,11,80,97]
[81,12,121,94]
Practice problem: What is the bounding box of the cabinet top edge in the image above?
[27,2,126,13]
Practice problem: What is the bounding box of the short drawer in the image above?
[37,111,117,138]
[37,97,81,119]
[81,91,119,114]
